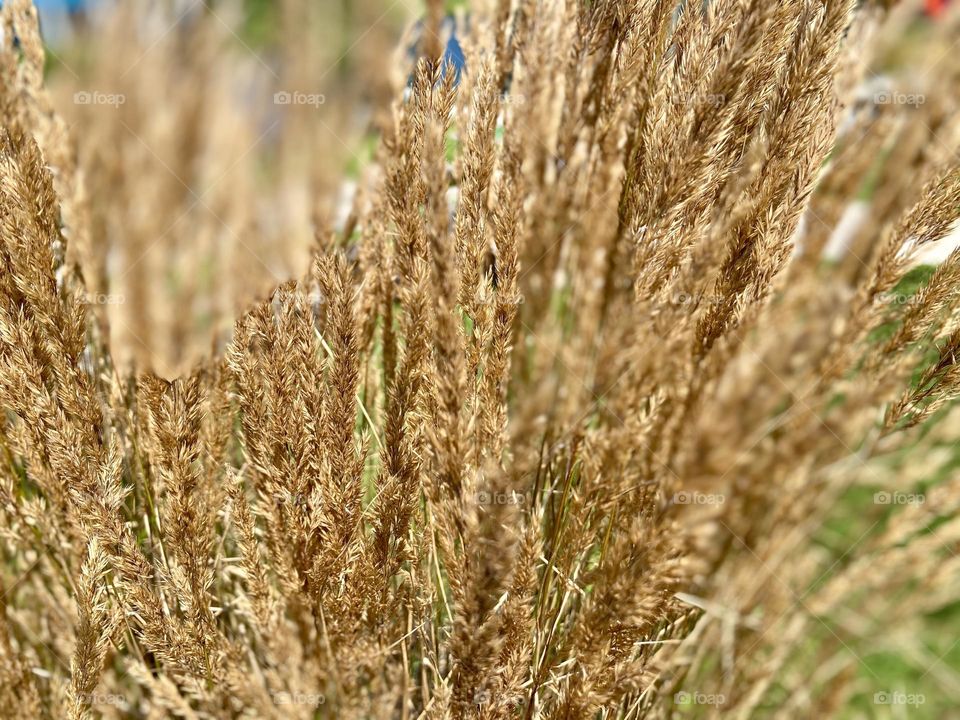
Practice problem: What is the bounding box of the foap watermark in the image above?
[477,490,525,506]
[274,91,326,108]
[664,291,727,308]
[670,291,703,306]
[874,291,922,308]
[873,491,924,507]
[474,689,521,709]
[271,489,307,509]
[873,691,925,707]
[79,692,126,708]
[669,91,725,108]
[468,288,524,306]
[74,91,126,108]
[874,91,925,108]
[502,93,527,106]
[674,691,726,707]
[673,491,725,507]
[78,291,125,306]
[272,691,326,707]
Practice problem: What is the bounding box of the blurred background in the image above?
[33,0,415,377]
[29,0,960,380]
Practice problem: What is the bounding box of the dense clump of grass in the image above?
[2,0,960,717]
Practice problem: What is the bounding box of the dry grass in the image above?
[1,0,960,717]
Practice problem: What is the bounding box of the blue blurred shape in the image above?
[408,15,467,87]
[33,0,89,11]
[442,31,465,84]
